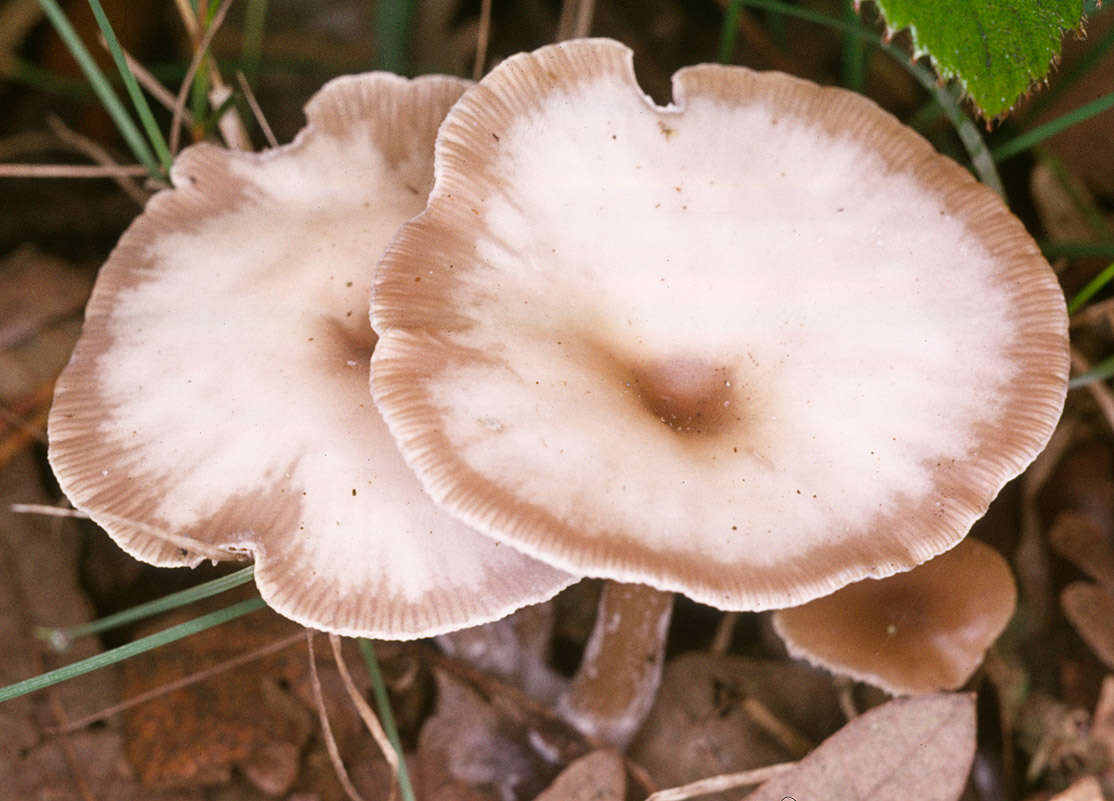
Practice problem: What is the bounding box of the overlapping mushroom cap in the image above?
[48,73,574,638]
[371,39,1069,611]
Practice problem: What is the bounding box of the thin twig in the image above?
[306,631,369,801]
[473,0,492,81]
[0,163,149,178]
[0,404,49,471]
[236,70,278,148]
[329,635,398,801]
[742,696,813,758]
[573,0,596,38]
[10,504,88,518]
[644,761,797,801]
[46,115,150,204]
[1072,348,1114,433]
[710,611,738,655]
[169,0,235,157]
[0,402,47,443]
[97,32,193,125]
[48,693,99,801]
[48,632,304,734]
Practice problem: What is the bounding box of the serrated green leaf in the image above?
[868,0,1087,118]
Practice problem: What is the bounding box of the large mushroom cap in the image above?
[371,39,1069,610]
[48,73,574,639]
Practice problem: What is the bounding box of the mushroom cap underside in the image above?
[371,39,1069,611]
[47,72,575,639]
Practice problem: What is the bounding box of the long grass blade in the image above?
[718,0,743,64]
[37,0,159,174]
[1069,353,1114,389]
[35,565,256,650]
[241,0,269,84]
[87,0,171,170]
[359,640,416,801]
[0,597,267,703]
[993,90,1114,162]
[374,0,415,74]
[1068,262,1114,315]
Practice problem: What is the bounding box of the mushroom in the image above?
[370,39,1069,740]
[47,72,574,639]
[771,538,1017,694]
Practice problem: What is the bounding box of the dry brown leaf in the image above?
[1091,676,1114,764]
[741,693,976,801]
[1062,582,1114,670]
[629,653,842,799]
[1048,775,1104,801]
[0,245,92,350]
[418,670,559,801]
[120,607,311,792]
[532,750,625,801]
[1049,512,1114,591]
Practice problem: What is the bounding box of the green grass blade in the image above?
[0,597,267,704]
[374,0,415,74]
[718,0,743,64]
[1069,353,1114,389]
[360,639,416,801]
[87,0,172,170]
[841,0,866,92]
[1041,241,1114,261]
[34,565,256,651]
[241,0,269,84]
[993,90,1114,162]
[37,0,159,174]
[1067,261,1114,314]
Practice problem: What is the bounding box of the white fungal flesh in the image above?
[48,73,574,638]
[372,41,1068,610]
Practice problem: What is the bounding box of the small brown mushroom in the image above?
[772,538,1017,694]
[370,39,1068,738]
[47,73,574,639]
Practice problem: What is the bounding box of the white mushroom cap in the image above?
[371,39,1069,611]
[48,73,574,639]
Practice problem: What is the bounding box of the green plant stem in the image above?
[374,0,415,75]
[360,639,416,801]
[87,0,172,171]
[37,0,159,175]
[718,0,743,64]
[1069,353,1114,389]
[740,0,1004,195]
[0,597,267,703]
[241,0,269,84]
[34,565,256,651]
[1041,241,1114,261]
[993,90,1114,162]
[840,0,866,92]
[1068,262,1114,314]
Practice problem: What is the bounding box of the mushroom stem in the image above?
[557,581,673,749]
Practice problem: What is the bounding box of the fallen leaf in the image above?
[629,653,843,799]
[532,750,625,801]
[120,607,311,791]
[1049,513,1114,591]
[742,693,976,801]
[418,670,558,801]
[1049,775,1104,801]
[1062,582,1114,670]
